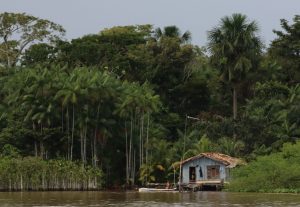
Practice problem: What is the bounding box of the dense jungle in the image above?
[0,12,299,192]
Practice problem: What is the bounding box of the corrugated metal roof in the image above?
[181,152,243,168]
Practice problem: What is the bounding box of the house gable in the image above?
[182,156,227,183]
[180,152,241,184]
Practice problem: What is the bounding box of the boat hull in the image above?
[138,188,177,192]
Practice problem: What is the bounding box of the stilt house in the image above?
[180,152,242,186]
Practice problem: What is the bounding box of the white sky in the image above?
[1,0,299,47]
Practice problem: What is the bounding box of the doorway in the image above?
[189,167,196,182]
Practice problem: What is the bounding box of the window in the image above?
[207,165,220,179]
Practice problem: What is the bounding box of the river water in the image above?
[0,191,299,207]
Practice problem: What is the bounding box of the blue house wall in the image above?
[181,157,228,184]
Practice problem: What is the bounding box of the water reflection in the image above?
[0,191,299,207]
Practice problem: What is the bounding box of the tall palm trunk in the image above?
[71,104,75,160]
[61,105,64,132]
[233,85,237,120]
[129,113,133,185]
[233,85,238,139]
[33,122,38,157]
[132,149,136,185]
[145,113,150,184]
[93,104,100,167]
[80,122,87,165]
[84,122,87,164]
[142,113,145,165]
[93,130,97,167]
[139,115,142,167]
[40,123,44,159]
[80,128,84,163]
[34,141,38,157]
[66,106,70,160]
[140,111,144,166]
[125,121,129,185]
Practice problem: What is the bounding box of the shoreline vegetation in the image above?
[0,156,103,191]
[0,12,299,193]
[227,141,300,193]
[0,142,300,193]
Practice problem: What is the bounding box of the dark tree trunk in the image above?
[71,104,75,160]
[233,85,238,139]
[233,86,237,120]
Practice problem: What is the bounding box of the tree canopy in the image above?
[0,12,65,68]
[269,15,300,84]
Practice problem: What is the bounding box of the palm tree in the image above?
[217,137,245,157]
[208,13,262,119]
[115,81,160,185]
[21,68,55,158]
[55,72,81,160]
[154,26,191,43]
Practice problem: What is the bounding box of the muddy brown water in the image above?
[0,191,299,206]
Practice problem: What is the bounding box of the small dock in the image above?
[180,179,224,191]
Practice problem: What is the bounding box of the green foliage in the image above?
[208,13,262,119]
[185,134,216,157]
[22,43,57,67]
[154,25,191,43]
[0,12,65,67]
[217,137,245,157]
[269,15,300,84]
[1,144,20,158]
[239,81,300,156]
[144,138,172,182]
[0,157,103,190]
[228,141,300,192]
[0,65,163,186]
[208,13,261,84]
[1,12,300,191]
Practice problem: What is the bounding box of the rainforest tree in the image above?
[268,15,300,84]
[208,13,262,120]
[0,12,65,68]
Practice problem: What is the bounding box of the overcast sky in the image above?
[1,0,299,47]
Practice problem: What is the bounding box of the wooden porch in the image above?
[181,179,224,191]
